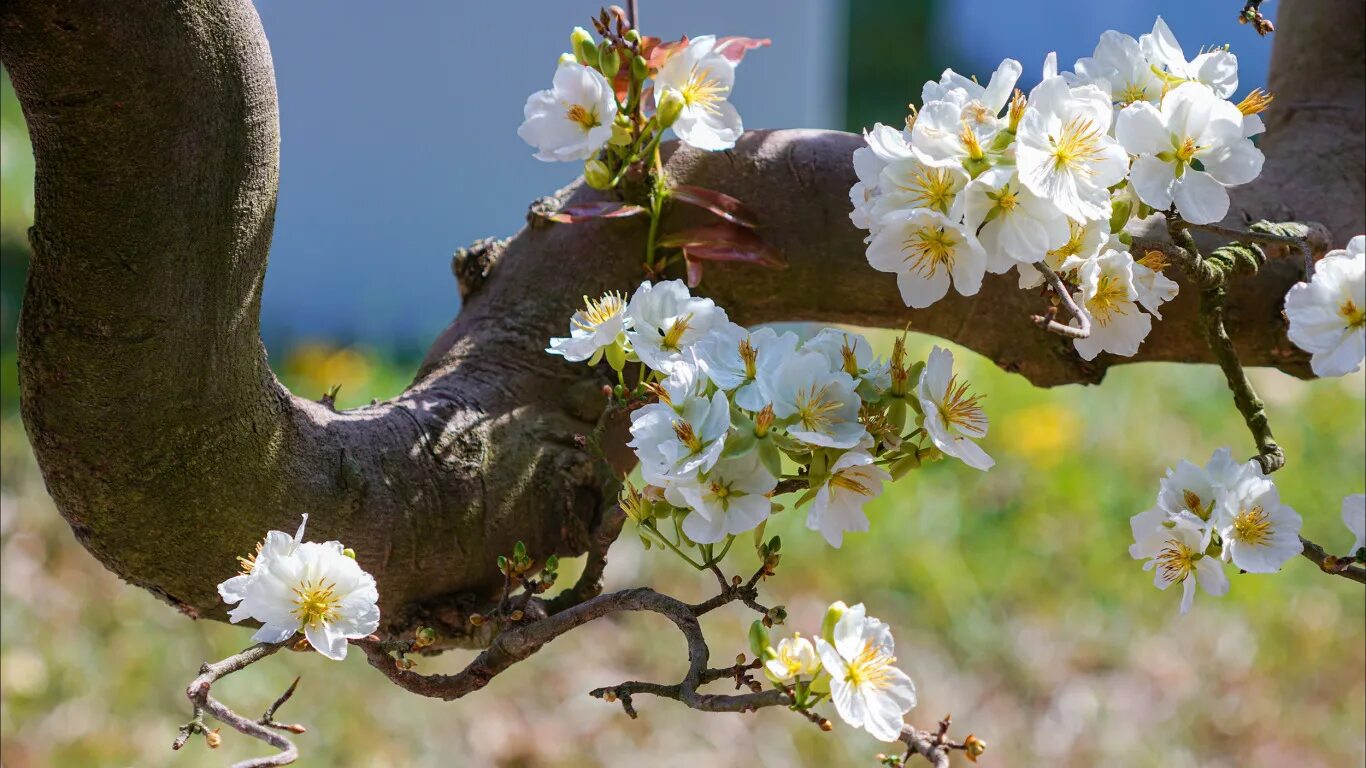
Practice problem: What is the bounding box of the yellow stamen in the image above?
[754,404,775,437]
[894,166,958,215]
[237,540,264,575]
[1174,136,1202,163]
[1232,505,1273,546]
[1137,250,1171,273]
[1340,298,1365,329]
[959,122,985,160]
[901,225,959,278]
[794,384,844,434]
[1086,272,1131,326]
[645,381,672,407]
[1183,489,1204,515]
[738,337,758,379]
[904,103,920,132]
[1236,88,1274,116]
[1156,538,1195,586]
[672,420,704,453]
[939,374,987,434]
[845,642,897,690]
[1045,222,1087,270]
[839,339,861,377]
[292,580,340,628]
[829,471,872,496]
[1119,82,1149,105]
[571,292,626,332]
[1052,116,1104,173]
[681,68,726,114]
[1007,89,1027,133]
[565,103,601,131]
[660,313,694,351]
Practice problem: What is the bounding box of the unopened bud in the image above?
[631,54,649,83]
[414,626,437,648]
[754,404,775,438]
[603,689,618,702]
[341,547,356,559]
[965,734,987,762]
[819,718,833,732]
[609,120,633,146]
[821,601,848,643]
[584,158,614,190]
[598,41,621,77]
[570,27,597,67]
[469,613,485,627]
[624,29,641,44]
[656,89,686,129]
[748,620,772,660]
[557,52,578,67]
[205,728,222,749]
[766,605,787,625]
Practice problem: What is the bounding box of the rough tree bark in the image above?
[1,0,1362,644]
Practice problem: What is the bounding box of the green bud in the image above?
[624,29,641,45]
[748,620,774,660]
[609,120,633,146]
[630,54,649,83]
[414,626,438,647]
[768,535,781,554]
[656,89,686,129]
[889,452,922,480]
[496,554,509,573]
[1109,196,1133,234]
[544,554,559,573]
[570,27,597,67]
[584,158,614,190]
[597,41,620,77]
[341,547,356,559]
[821,601,848,644]
[513,540,527,560]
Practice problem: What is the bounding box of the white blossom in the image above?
[764,633,822,684]
[693,324,800,411]
[628,387,730,485]
[917,346,993,471]
[220,516,380,661]
[921,58,1022,114]
[1215,469,1303,574]
[1129,510,1229,614]
[667,452,776,544]
[1131,250,1180,319]
[766,352,866,449]
[1343,494,1366,556]
[625,280,729,373]
[1284,236,1365,377]
[1073,29,1164,105]
[1017,218,1108,289]
[800,329,889,392]
[653,35,743,151]
[866,209,986,309]
[1116,82,1264,225]
[1144,16,1239,99]
[1073,250,1153,361]
[806,450,891,548]
[1015,76,1129,223]
[851,124,915,232]
[816,603,917,742]
[1149,446,1253,540]
[546,291,629,362]
[961,166,1070,272]
[871,155,968,223]
[518,59,617,162]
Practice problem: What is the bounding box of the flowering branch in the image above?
[174,642,299,768]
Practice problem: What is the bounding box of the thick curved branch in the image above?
[2,0,1361,634]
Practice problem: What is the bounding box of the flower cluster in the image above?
[851,17,1272,361]
[218,515,380,660]
[1285,235,1365,377]
[547,279,993,552]
[518,12,765,179]
[751,602,918,742]
[1128,448,1303,613]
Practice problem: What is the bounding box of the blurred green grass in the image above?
[2,338,1363,768]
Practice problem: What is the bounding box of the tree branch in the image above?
[176,643,298,768]
[1,0,1361,636]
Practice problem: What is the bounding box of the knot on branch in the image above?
[451,237,506,300]
[1202,241,1268,288]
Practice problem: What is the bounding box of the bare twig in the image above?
[1298,536,1366,584]
[176,642,298,768]
[1029,261,1090,339]
[258,676,306,735]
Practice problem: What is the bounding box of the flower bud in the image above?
[624,29,641,44]
[609,120,634,146]
[414,626,437,648]
[341,547,356,559]
[821,601,848,643]
[656,89,686,129]
[557,52,578,67]
[748,620,773,660]
[570,27,597,67]
[205,728,222,749]
[597,41,621,77]
[965,734,987,762]
[584,158,614,190]
[631,54,649,83]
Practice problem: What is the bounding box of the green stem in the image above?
[641,524,706,569]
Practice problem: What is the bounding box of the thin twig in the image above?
[176,642,298,768]
[258,677,306,734]
[1298,536,1366,584]
[1029,261,1090,338]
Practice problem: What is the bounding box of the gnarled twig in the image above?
[176,642,298,768]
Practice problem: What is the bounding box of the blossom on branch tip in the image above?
[961,166,1070,273]
[1143,16,1239,99]
[1129,510,1228,614]
[653,35,743,151]
[219,515,380,661]
[1215,469,1303,574]
[1284,236,1365,377]
[518,59,617,162]
[666,452,776,544]
[815,603,917,742]
[1072,250,1152,361]
[764,633,822,684]
[546,291,630,362]
[917,346,993,471]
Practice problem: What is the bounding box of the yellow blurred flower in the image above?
[1001,402,1079,468]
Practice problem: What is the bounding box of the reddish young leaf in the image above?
[713,36,772,63]
[684,254,705,287]
[671,185,759,228]
[661,222,787,271]
[543,202,647,224]
[645,36,689,70]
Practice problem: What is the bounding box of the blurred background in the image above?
[3,1,1364,766]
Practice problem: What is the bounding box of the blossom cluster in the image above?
[850,17,1273,361]
[547,279,993,550]
[1285,235,1365,377]
[1128,448,1305,613]
[752,602,918,742]
[518,20,761,181]
[218,515,380,660]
